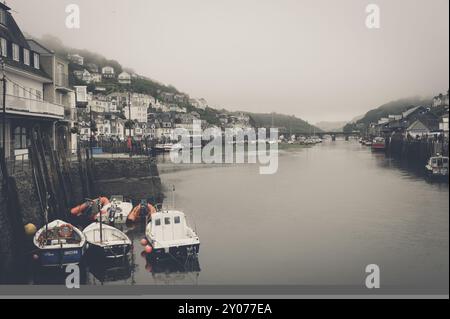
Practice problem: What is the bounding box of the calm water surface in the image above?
[34,140,450,290]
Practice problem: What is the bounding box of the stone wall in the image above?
[0,182,14,282]
[92,158,163,204]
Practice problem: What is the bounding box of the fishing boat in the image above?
[100,195,133,224]
[425,155,449,179]
[371,137,386,151]
[144,210,200,260]
[164,143,175,152]
[83,222,132,259]
[33,220,86,267]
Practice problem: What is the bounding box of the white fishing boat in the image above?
[144,210,200,259]
[100,195,133,224]
[33,220,86,267]
[155,143,166,152]
[425,155,449,178]
[164,143,175,152]
[83,222,132,259]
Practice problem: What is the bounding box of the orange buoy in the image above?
[70,202,89,216]
[127,203,157,222]
[140,238,148,246]
[145,245,153,254]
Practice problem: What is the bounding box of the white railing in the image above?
[5,94,65,118]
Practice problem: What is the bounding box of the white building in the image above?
[0,3,66,158]
[102,66,115,79]
[440,114,449,136]
[432,92,449,108]
[118,71,131,84]
[124,105,148,123]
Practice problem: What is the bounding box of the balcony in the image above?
[55,72,70,89]
[5,94,65,119]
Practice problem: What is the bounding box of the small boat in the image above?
[371,137,386,151]
[425,155,449,178]
[33,220,86,267]
[154,143,166,152]
[127,201,157,223]
[100,195,133,224]
[144,210,200,260]
[83,222,132,259]
[71,197,110,221]
[164,143,175,152]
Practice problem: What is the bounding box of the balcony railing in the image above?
[5,94,65,118]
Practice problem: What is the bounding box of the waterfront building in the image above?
[0,2,67,159]
[27,39,76,153]
[406,119,438,138]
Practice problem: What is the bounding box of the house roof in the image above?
[0,7,28,48]
[0,8,52,80]
[402,106,426,119]
[26,39,53,55]
[407,118,439,132]
[0,2,11,11]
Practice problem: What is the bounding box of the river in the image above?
[32,140,450,292]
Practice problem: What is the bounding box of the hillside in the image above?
[35,34,185,99]
[315,121,346,132]
[32,34,318,130]
[245,112,321,133]
[343,96,432,132]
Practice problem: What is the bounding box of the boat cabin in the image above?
[147,210,199,247]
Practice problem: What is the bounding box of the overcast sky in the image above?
[8,0,449,123]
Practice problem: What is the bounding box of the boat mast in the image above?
[172,185,175,210]
[98,199,103,243]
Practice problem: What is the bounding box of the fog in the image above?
[8,0,449,123]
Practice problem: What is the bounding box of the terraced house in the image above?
[0,2,74,159]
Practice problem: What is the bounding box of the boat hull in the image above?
[371,144,385,151]
[147,243,200,261]
[36,246,85,267]
[87,242,132,259]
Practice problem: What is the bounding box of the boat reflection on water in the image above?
[86,257,135,284]
[31,263,87,285]
[142,252,201,285]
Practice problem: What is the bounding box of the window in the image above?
[12,43,19,61]
[0,38,6,57]
[35,90,42,100]
[174,216,181,224]
[14,126,27,150]
[164,217,171,225]
[13,84,19,97]
[155,219,161,226]
[0,9,6,25]
[33,53,40,69]
[23,49,30,65]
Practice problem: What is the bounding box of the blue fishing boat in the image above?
[33,220,86,267]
